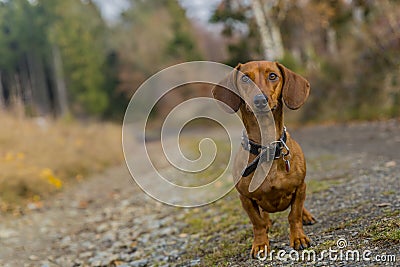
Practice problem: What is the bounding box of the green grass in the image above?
[363,217,400,243]
[323,217,361,233]
[306,179,342,194]
[382,190,396,196]
[314,240,336,252]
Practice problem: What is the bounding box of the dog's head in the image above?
[212,61,310,114]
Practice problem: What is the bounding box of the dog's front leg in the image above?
[239,194,270,258]
[288,182,311,250]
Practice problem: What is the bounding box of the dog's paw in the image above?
[302,213,317,226]
[251,241,270,259]
[290,231,311,250]
[302,208,317,226]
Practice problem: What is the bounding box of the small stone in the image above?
[102,232,117,243]
[0,229,18,239]
[29,255,39,261]
[169,249,179,257]
[27,202,43,210]
[79,251,93,258]
[108,254,120,262]
[153,255,168,263]
[385,161,396,168]
[178,233,188,238]
[55,255,74,266]
[96,223,109,233]
[119,253,133,262]
[130,259,148,267]
[159,227,176,236]
[376,203,392,207]
[40,227,49,234]
[90,260,102,267]
[60,235,71,244]
[74,258,84,265]
[121,200,130,207]
[190,259,201,266]
[82,241,96,250]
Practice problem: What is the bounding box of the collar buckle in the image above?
[241,127,290,176]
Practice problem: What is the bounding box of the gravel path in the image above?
[0,120,399,266]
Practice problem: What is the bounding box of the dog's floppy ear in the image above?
[277,63,310,110]
[212,64,242,113]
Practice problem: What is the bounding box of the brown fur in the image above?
[213,61,316,258]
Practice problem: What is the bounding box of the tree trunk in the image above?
[251,0,274,60]
[265,2,284,60]
[0,71,4,110]
[51,44,69,116]
[327,27,338,55]
[13,74,25,118]
[251,0,284,60]
[27,52,51,116]
[20,55,34,108]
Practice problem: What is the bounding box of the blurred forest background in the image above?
[0,0,399,121]
[0,0,400,210]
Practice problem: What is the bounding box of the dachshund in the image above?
[212,61,316,258]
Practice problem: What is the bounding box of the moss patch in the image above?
[323,217,360,233]
[363,217,400,243]
[181,192,251,266]
[306,179,342,194]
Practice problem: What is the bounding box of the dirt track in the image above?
[0,120,399,266]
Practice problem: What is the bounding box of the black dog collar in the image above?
[241,127,288,177]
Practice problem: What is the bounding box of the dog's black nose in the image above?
[253,94,268,109]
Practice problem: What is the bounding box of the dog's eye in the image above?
[268,73,278,81]
[241,75,250,83]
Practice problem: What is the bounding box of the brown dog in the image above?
[212,61,316,258]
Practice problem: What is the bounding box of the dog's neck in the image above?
[240,102,284,145]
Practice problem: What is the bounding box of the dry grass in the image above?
[0,113,123,212]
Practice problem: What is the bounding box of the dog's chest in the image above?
[236,168,299,212]
[266,170,298,191]
[258,181,296,212]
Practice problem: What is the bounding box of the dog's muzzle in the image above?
[253,94,268,111]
